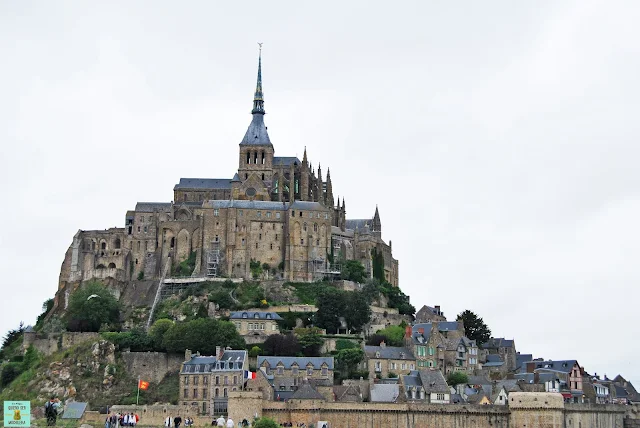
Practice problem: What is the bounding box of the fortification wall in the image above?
[120,351,184,384]
[30,332,101,356]
[227,392,631,428]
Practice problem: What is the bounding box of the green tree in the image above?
[341,260,366,283]
[314,288,345,334]
[456,310,491,345]
[336,348,364,379]
[163,318,245,354]
[149,319,174,349]
[371,248,386,282]
[447,371,469,387]
[296,328,324,357]
[22,345,41,371]
[253,418,280,428]
[367,325,405,347]
[0,362,22,387]
[262,334,300,356]
[2,322,24,348]
[249,346,262,358]
[65,282,120,332]
[343,291,371,333]
[34,299,54,331]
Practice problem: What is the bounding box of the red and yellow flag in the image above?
[138,379,149,390]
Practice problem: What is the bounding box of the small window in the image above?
[309,212,313,218]
[299,211,302,217]
[214,209,219,217]
[255,243,258,249]
[266,212,271,218]
[300,239,304,245]
[276,212,281,219]
[277,365,284,375]
[324,213,329,219]
[291,211,295,217]
[239,210,244,217]
[307,366,313,376]
[303,223,307,231]
[257,211,262,218]
[242,238,245,246]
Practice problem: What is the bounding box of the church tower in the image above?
[235,47,275,200]
[372,205,382,238]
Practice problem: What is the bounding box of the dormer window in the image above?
[375,351,380,358]
[277,364,284,375]
[307,364,314,376]
[242,313,248,319]
[266,313,272,319]
[400,352,405,359]
[254,313,260,319]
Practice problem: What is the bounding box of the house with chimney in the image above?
[406,322,478,374]
[363,342,416,379]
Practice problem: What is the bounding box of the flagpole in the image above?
[136,375,140,406]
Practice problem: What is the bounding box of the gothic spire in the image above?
[252,44,265,115]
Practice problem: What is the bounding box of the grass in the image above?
[285,282,332,305]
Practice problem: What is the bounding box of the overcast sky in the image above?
[1,1,638,386]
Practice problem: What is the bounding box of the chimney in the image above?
[216,346,222,359]
[434,305,441,315]
[405,325,412,338]
[185,349,192,361]
[380,341,386,348]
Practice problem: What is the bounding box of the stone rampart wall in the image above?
[120,351,184,384]
[30,332,101,356]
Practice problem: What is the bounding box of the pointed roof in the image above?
[373,205,380,221]
[241,48,272,146]
[291,379,325,400]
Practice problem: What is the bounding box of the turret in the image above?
[301,147,309,201]
[372,205,381,238]
[325,168,334,208]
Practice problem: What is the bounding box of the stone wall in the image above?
[226,391,632,428]
[29,332,101,356]
[120,351,184,384]
[107,404,205,426]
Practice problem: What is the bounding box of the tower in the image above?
[372,205,381,238]
[235,46,275,200]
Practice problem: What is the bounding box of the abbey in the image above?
[56,53,398,303]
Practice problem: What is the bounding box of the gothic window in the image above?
[261,151,265,164]
[313,223,318,232]
[303,223,307,231]
[115,238,121,249]
[101,242,107,250]
[254,152,258,164]
[246,152,250,164]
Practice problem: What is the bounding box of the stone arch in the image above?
[96,264,106,269]
[176,208,191,221]
[108,262,116,269]
[176,228,191,262]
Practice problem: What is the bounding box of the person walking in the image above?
[165,415,173,427]
[174,415,182,428]
[216,415,226,427]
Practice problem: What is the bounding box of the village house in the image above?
[520,359,584,403]
[402,369,450,404]
[363,343,416,379]
[414,305,446,323]
[482,338,517,372]
[180,347,248,416]
[406,322,478,374]
[257,356,334,400]
[229,311,282,339]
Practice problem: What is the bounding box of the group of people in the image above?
[212,415,242,427]
[105,412,140,427]
[44,396,61,426]
[279,423,308,427]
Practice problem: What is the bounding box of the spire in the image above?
[302,147,308,164]
[240,45,272,146]
[252,44,265,115]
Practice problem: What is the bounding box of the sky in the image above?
[1,1,639,386]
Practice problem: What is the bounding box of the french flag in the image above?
[245,370,257,379]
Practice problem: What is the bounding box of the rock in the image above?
[67,385,77,397]
[59,367,71,381]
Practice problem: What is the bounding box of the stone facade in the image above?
[121,351,184,384]
[363,343,416,379]
[51,53,399,316]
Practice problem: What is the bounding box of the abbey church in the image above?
[56,53,398,305]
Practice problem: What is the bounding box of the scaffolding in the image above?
[311,258,342,281]
[207,241,222,277]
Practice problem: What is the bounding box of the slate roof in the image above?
[370,383,399,402]
[207,200,288,210]
[483,338,515,350]
[346,219,372,231]
[410,322,463,345]
[289,200,329,211]
[467,375,491,387]
[290,380,324,400]
[528,360,579,374]
[484,354,505,367]
[135,202,172,212]
[240,114,272,146]
[333,385,362,402]
[173,178,233,190]
[24,325,34,333]
[230,311,283,320]
[273,157,300,166]
[364,345,415,360]
[258,356,334,370]
[467,392,489,404]
[182,350,247,373]
[516,353,533,370]
[418,369,449,394]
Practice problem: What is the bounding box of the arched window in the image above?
[254,152,258,164]
[170,237,175,248]
[261,151,265,165]
[303,223,307,231]
[246,152,250,164]
[313,223,318,232]
[101,242,107,250]
[108,262,116,269]
[115,238,121,249]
